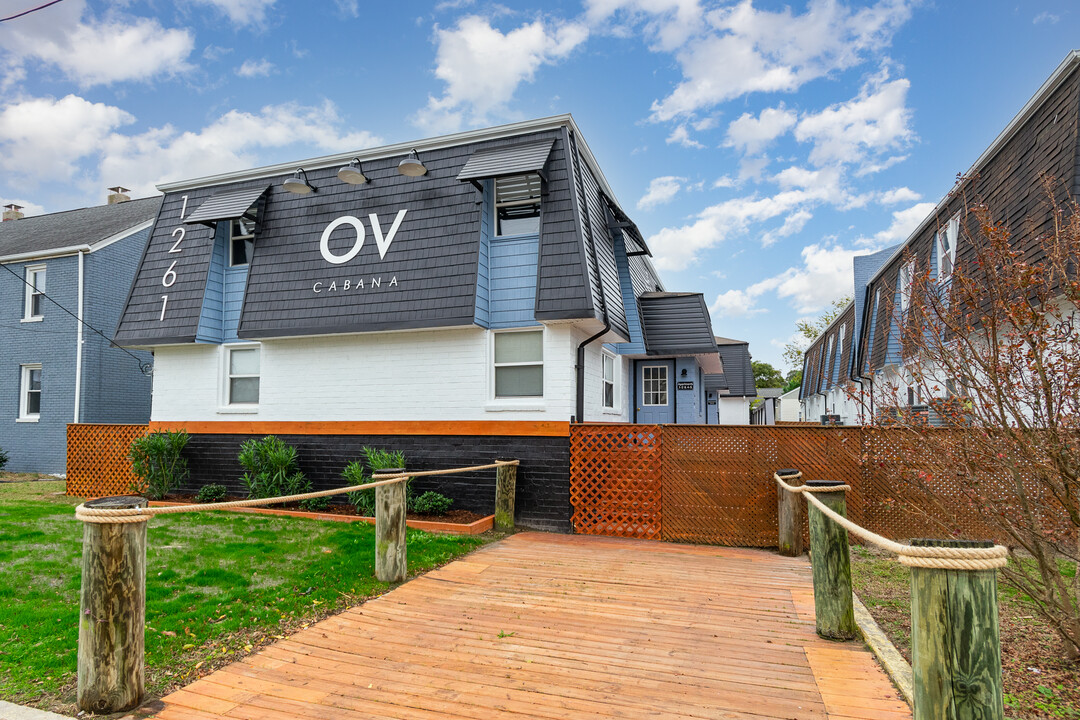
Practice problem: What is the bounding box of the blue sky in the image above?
[1,0,1077,370]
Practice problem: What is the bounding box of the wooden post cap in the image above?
[911,538,993,549]
[775,468,801,477]
[84,495,148,509]
[805,480,846,489]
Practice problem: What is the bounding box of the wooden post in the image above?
[494,461,517,532]
[910,539,1003,720]
[776,468,803,557]
[77,496,147,714]
[375,471,407,583]
[805,480,856,640]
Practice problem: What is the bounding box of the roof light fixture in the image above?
[337,158,369,185]
[397,149,427,177]
[282,168,315,195]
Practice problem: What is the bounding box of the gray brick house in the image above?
[0,195,161,473]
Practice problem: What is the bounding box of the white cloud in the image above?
[335,0,360,17]
[415,15,588,133]
[713,175,736,188]
[584,0,705,52]
[0,94,380,202]
[640,0,913,121]
[724,105,797,155]
[666,124,704,148]
[0,95,134,181]
[1033,11,1059,24]
[859,201,935,246]
[236,59,275,77]
[794,71,914,170]
[2,4,194,88]
[878,186,920,204]
[203,45,233,61]
[637,175,685,209]
[710,288,766,317]
[192,0,276,27]
[759,209,812,247]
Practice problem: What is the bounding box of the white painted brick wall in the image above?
[717,397,751,424]
[151,324,611,422]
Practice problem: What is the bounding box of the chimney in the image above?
[107,186,131,205]
[3,203,24,221]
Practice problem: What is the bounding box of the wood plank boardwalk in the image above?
[155,532,911,720]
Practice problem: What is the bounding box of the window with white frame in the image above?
[229,216,256,267]
[936,213,960,280]
[641,365,668,406]
[225,345,260,404]
[602,352,615,409]
[493,330,543,398]
[494,174,541,237]
[899,259,915,312]
[19,364,41,420]
[23,265,45,320]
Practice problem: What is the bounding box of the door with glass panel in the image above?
[635,360,674,423]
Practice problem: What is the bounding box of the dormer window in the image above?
[494,174,541,237]
[936,213,959,280]
[229,216,256,267]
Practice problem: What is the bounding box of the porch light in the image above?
[337,158,369,185]
[397,149,427,177]
[282,168,315,195]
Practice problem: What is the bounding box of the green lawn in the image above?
[0,479,489,714]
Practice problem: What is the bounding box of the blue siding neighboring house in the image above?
[0,196,161,473]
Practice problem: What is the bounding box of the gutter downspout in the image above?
[73,248,86,424]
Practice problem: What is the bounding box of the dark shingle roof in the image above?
[0,197,162,259]
[705,338,756,397]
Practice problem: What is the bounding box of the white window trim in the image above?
[18,363,42,422]
[23,264,45,322]
[601,350,619,414]
[228,218,255,267]
[641,364,669,407]
[487,328,546,410]
[218,343,260,413]
[935,212,960,280]
[899,259,915,312]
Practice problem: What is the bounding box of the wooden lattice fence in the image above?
[570,424,1028,546]
[66,424,148,498]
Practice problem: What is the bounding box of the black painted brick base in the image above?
[177,433,571,532]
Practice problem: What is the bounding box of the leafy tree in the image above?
[782,296,852,370]
[867,183,1080,659]
[782,370,802,393]
[752,361,785,389]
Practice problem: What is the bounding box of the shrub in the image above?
[238,435,310,500]
[128,430,189,500]
[346,447,407,517]
[409,491,453,516]
[196,483,228,503]
[298,495,331,512]
[0,446,8,472]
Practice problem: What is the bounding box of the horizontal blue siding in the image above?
[196,223,227,343]
[474,179,491,327]
[489,234,539,328]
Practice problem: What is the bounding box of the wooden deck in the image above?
[156,532,911,720]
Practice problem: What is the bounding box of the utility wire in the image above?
[0,261,153,375]
[0,0,66,22]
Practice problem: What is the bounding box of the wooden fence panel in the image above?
[569,424,662,539]
[66,424,148,498]
[661,426,863,546]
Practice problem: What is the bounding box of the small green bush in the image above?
[196,483,228,503]
[409,491,453,516]
[0,446,8,472]
[129,430,190,500]
[346,447,407,517]
[238,435,311,500]
[298,495,331,511]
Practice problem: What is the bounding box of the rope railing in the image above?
[773,471,1007,570]
[75,460,520,525]
[773,467,1006,720]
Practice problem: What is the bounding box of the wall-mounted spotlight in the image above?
[397,149,428,177]
[337,158,369,185]
[282,168,315,195]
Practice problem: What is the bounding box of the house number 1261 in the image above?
[159,196,187,321]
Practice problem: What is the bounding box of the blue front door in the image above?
[636,360,675,424]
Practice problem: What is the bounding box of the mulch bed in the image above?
[851,546,1080,719]
[156,494,486,524]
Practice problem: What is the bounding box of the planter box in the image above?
[147,501,493,535]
